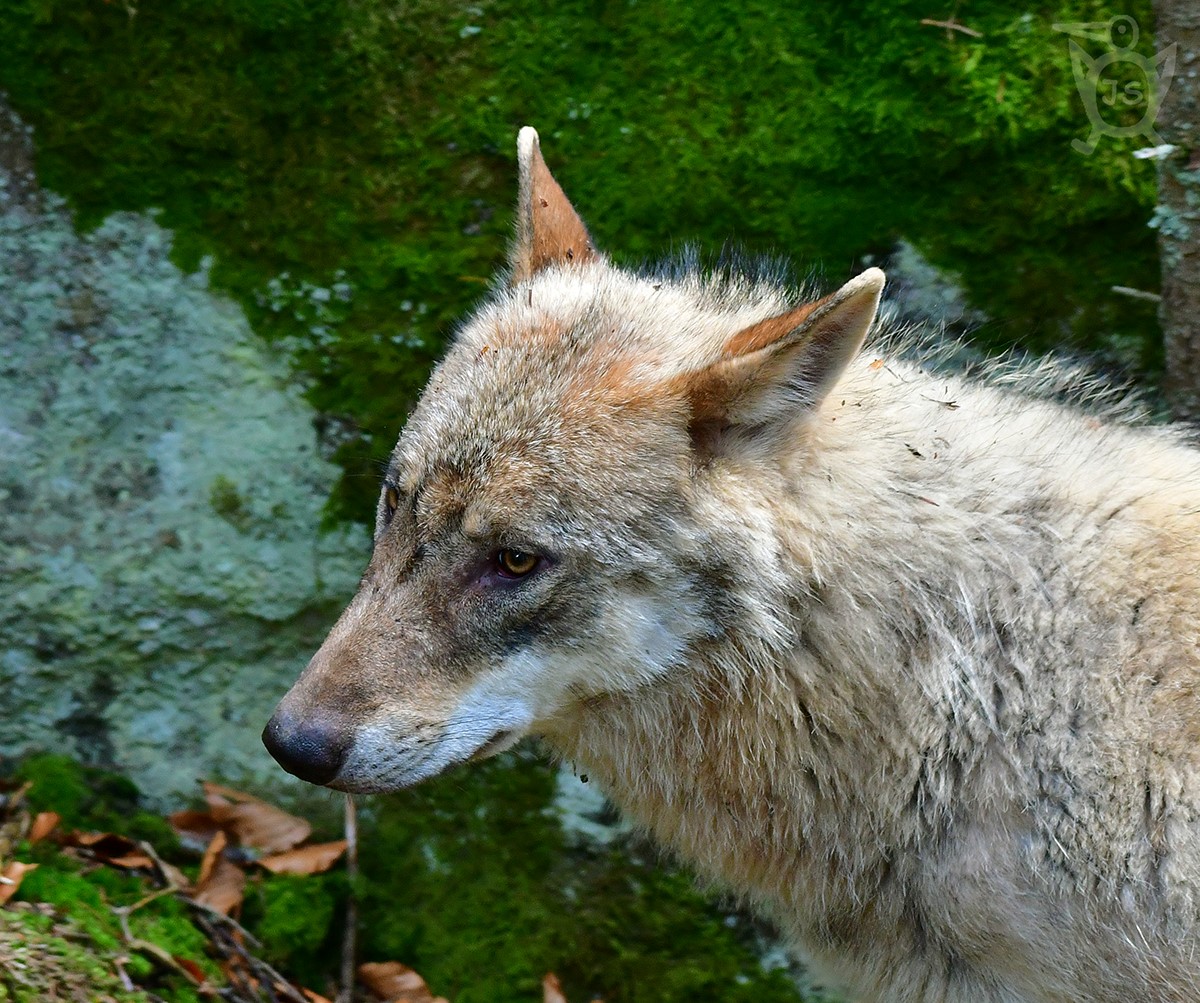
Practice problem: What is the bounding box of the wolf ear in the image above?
[679,268,885,448]
[509,126,598,284]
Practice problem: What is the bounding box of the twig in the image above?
[113,884,178,918]
[140,838,189,892]
[338,795,359,1003]
[1111,285,1161,303]
[920,17,983,37]
[195,913,308,1003]
[113,902,211,991]
[196,916,260,1003]
[113,956,137,992]
[186,897,264,949]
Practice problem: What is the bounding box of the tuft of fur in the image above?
[266,129,1200,1003]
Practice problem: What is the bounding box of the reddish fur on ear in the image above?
[721,296,828,358]
[674,268,885,447]
[511,127,597,283]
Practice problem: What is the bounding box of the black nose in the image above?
[262,710,349,787]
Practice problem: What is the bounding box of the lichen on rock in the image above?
[0,106,361,806]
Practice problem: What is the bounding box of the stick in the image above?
[338,795,359,1003]
[920,17,983,37]
[195,912,308,1003]
[1111,285,1161,303]
[186,898,264,949]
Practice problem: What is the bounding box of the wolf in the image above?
[264,127,1200,1002]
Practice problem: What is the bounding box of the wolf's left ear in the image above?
[678,268,885,447]
[509,126,598,284]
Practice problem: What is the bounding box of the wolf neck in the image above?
[544,357,1055,938]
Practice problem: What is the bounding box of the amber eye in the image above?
[382,485,400,523]
[495,549,539,578]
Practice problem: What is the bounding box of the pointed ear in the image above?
[679,268,885,446]
[509,126,598,284]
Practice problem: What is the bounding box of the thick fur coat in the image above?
[265,129,1200,1002]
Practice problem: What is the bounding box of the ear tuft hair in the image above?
[676,268,885,451]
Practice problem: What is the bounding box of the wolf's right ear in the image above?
[509,126,598,284]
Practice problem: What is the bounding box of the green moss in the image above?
[15,755,92,826]
[243,872,343,988]
[0,908,156,1002]
[16,754,180,851]
[0,0,1161,522]
[10,851,215,999]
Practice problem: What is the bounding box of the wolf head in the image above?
[263,128,884,793]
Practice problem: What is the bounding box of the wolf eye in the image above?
[495,549,539,578]
[382,485,400,524]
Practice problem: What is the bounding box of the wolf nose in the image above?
[262,710,349,787]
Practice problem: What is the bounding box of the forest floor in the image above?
[0,755,568,1003]
[0,755,818,1003]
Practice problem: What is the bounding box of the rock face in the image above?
[0,103,362,805]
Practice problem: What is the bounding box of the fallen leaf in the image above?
[221,954,259,991]
[172,955,209,986]
[257,840,348,876]
[359,961,448,1003]
[0,861,38,906]
[301,989,335,1003]
[63,831,154,870]
[168,808,223,847]
[869,358,885,370]
[203,782,311,853]
[543,973,568,1003]
[193,831,246,915]
[197,831,227,887]
[193,855,246,916]
[201,781,261,805]
[29,811,60,843]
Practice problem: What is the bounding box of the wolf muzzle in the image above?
[261,709,350,787]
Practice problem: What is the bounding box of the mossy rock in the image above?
[0,0,1162,521]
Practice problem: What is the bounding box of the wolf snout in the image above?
[262,707,351,787]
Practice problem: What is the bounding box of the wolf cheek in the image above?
[263,511,704,793]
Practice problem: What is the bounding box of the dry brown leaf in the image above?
[220,953,258,990]
[172,955,210,986]
[202,781,261,805]
[29,811,60,843]
[63,831,154,870]
[197,831,228,887]
[106,852,156,869]
[193,854,246,916]
[168,808,223,846]
[192,830,246,915]
[202,782,311,853]
[542,973,568,1003]
[213,801,311,855]
[358,961,448,1003]
[257,840,348,876]
[301,989,335,1003]
[0,861,38,906]
[869,357,885,370]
